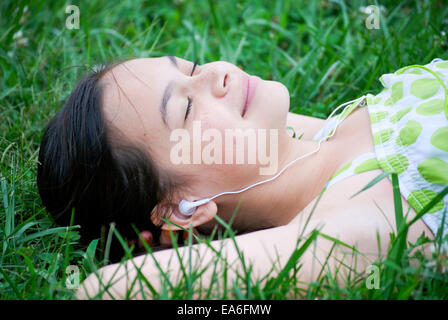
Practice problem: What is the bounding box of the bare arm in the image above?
[75,216,380,300]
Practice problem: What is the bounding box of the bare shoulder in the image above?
[287,171,435,262]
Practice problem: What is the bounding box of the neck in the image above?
[264,134,344,226]
[211,127,350,234]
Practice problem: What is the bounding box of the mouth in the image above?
[242,74,259,117]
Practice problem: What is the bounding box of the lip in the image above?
[242,74,259,117]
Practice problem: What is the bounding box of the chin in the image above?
[267,81,290,129]
[246,79,290,131]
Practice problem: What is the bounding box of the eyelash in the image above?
[185,59,199,121]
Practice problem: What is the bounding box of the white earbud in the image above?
[177,96,367,217]
[179,198,211,216]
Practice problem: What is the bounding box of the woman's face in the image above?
[101,56,290,201]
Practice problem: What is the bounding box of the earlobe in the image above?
[187,199,218,228]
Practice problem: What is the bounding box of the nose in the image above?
[194,63,229,98]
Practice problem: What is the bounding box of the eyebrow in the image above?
[160,56,179,128]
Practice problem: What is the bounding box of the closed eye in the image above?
[185,97,192,121]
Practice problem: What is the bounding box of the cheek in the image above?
[196,102,236,132]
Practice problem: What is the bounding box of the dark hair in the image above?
[37,64,185,263]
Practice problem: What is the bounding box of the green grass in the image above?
[1,0,448,299]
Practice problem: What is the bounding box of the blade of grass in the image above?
[349,171,394,199]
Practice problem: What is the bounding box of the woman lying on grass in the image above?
[37,56,448,299]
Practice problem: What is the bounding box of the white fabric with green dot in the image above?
[312,58,448,238]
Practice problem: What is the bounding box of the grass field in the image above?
[1,0,448,299]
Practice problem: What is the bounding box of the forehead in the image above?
[100,56,191,119]
[99,57,177,159]
[102,57,172,102]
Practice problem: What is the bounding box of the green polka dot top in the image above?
[313,58,448,238]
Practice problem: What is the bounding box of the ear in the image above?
[151,199,218,231]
